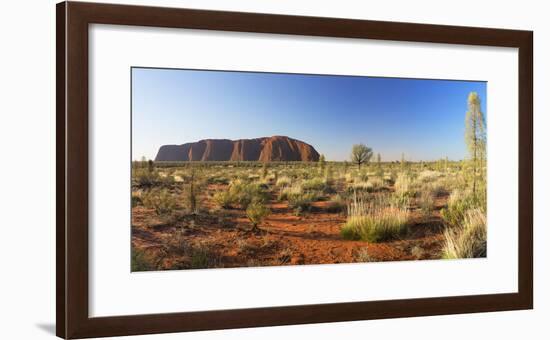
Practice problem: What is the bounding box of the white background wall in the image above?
[0,0,547,339]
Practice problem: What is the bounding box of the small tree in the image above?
[376,153,381,167]
[246,201,270,232]
[351,144,373,169]
[465,92,486,196]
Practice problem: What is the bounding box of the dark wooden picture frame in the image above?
[56,1,533,338]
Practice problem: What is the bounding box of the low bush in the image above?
[142,188,177,215]
[132,168,160,187]
[212,190,234,209]
[215,179,268,210]
[246,201,270,229]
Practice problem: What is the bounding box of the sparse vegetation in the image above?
[133,134,486,270]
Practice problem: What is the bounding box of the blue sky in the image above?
[132,67,486,162]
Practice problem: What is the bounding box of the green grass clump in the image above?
[302,177,327,192]
[441,189,484,228]
[275,176,292,187]
[278,183,303,201]
[442,208,486,259]
[418,190,435,217]
[287,191,318,215]
[341,195,409,242]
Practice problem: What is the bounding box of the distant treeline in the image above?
[134,159,467,170]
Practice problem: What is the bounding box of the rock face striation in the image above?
[155,136,320,162]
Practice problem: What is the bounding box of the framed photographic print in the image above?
[56,1,533,339]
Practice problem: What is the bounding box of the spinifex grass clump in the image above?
[275,176,292,187]
[418,189,435,217]
[441,188,485,228]
[442,208,486,259]
[287,191,318,215]
[278,183,303,201]
[141,188,177,215]
[302,177,327,192]
[341,194,409,242]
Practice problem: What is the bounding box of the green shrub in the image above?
[132,168,160,187]
[213,190,234,209]
[246,201,270,229]
[142,188,177,215]
[229,180,268,209]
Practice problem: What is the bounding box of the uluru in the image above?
[155,136,320,162]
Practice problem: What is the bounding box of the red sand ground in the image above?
[131,185,448,270]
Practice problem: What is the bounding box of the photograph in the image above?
[130,67,487,271]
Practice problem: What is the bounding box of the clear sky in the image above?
[132,67,486,162]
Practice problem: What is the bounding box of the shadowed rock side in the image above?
[155,136,320,162]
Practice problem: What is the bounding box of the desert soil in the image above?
[131,184,449,270]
